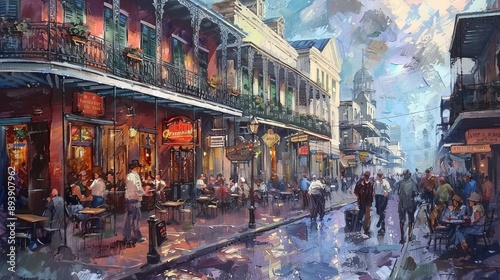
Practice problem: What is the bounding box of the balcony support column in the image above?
[248,47,255,95]
[154,0,167,85]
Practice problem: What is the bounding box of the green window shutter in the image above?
[141,23,156,58]
[242,68,250,94]
[64,0,85,24]
[270,82,276,101]
[198,50,208,80]
[172,37,185,70]
[103,7,112,42]
[0,0,19,18]
[118,13,127,46]
[285,87,293,110]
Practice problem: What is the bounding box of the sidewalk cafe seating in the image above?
[470,208,495,247]
[207,198,219,217]
[43,218,64,244]
[97,204,113,232]
[80,216,104,251]
[155,200,168,222]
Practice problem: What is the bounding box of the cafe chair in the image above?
[65,205,82,234]
[207,198,219,218]
[471,208,495,246]
[81,217,104,251]
[14,227,31,250]
[97,204,113,232]
[176,198,192,223]
[44,218,63,244]
[155,200,168,222]
[428,225,451,252]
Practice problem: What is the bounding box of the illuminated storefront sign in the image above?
[451,144,491,154]
[162,116,194,144]
[73,92,104,117]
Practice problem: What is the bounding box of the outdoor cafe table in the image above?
[15,214,49,243]
[279,191,294,201]
[79,207,106,216]
[197,196,213,216]
[161,201,185,225]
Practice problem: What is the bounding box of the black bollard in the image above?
[147,215,160,264]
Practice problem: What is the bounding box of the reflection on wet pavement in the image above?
[168,198,404,279]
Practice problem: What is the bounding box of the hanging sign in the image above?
[262,129,280,148]
[290,134,308,143]
[298,145,309,156]
[226,136,253,162]
[466,128,500,144]
[162,116,194,144]
[451,144,491,154]
[73,92,104,117]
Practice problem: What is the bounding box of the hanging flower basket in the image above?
[0,17,32,38]
[123,46,143,61]
[63,22,90,43]
[227,86,240,96]
[208,75,222,88]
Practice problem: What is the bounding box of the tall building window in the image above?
[0,0,19,18]
[104,6,127,46]
[141,22,156,58]
[64,0,86,24]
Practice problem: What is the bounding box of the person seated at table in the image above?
[449,192,485,251]
[90,167,106,208]
[38,188,64,244]
[216,181,231,213]
[213,173,225,187]
[153,174,166,201]
[105,170,125,192]
[442,195,467,221]
[196,173,207,197]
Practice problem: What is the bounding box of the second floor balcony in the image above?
[240,94,332,137]
[0,22,240,109]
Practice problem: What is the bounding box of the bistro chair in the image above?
[80,217,104,251]
[154,200,168,222]
[471,208,495,246]
[97,204,114,232]
[44,218,64,244]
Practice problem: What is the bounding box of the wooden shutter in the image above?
[141,23,156,58]
[104,7,113,42]
[0,0,19,18]
[172,37,185,70]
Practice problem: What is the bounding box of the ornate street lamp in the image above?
[248,116,260,229]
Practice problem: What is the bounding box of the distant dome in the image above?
[353,67,373,83]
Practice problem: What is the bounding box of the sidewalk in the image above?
[1,190,357,280]
[391,201,500,279]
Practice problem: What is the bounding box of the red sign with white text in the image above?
[162,116,194,144]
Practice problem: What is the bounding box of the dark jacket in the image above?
[354,179,374,205]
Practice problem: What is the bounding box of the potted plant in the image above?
[0,17,31,38]
[208,75,222,88]
[227,85,240,96]
[123,45,143,61]
[64,22,90,43]
[254,96,265,111]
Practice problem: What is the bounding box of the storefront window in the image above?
[6,125,28,169]
[68,124,95,175]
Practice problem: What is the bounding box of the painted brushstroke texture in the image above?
[203,0,489,168]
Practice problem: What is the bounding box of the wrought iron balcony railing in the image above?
[240,94,332,137]
[0,22,240,109]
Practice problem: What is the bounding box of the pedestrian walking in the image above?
[353,171,374,238]
[397,169,419,244]
[299,174,311,210]
[420,169,437,210]
[374,170,391,235]
[123,159,146,244]
[309,174,325,222]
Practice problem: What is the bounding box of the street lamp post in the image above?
[248,116,260,229]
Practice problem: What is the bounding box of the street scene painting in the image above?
[1,0,500,279]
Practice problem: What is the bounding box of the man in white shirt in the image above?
[374,170,392,234]
[309,174,325,222]
[123,159,146,244]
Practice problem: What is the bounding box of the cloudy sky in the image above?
[203,0,493,169]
